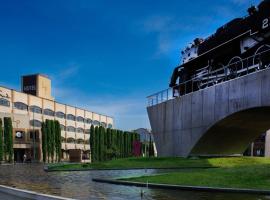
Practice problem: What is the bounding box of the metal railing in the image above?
[147,47,270,107]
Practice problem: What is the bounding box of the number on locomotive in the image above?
[263,18,269,29]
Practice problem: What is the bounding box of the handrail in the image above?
[147,47,270,107]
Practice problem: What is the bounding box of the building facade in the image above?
[0,74,113,162]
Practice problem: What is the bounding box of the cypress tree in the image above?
[99,126,104,161]
[4,117,13,162]
[54,120,61,162]
[94,126,99,161]
[41,122,47,162]
[90,125,95,162]
[107,128,111,148]
[0,119,3,161]
[51,120,55,162]
[46,119,51,162]
[123,132,127,157]
[103,127,107,161]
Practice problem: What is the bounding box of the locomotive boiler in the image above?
[170,0,270,92]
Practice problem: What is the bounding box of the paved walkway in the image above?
[0,192,29,200]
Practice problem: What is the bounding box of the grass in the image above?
[47,157,213,171]
[48,156,270,190]
[123,157,270,190]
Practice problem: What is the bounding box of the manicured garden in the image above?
[47,156,270,171]
[123,157,270,190]
[47,156,211,171]
[48,156,270,190]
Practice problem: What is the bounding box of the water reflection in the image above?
[0,164,268,200]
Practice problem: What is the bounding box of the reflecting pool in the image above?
[0,164,268,200]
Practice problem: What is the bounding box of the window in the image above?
[76,138,84,144]
[77,127,84,133]
[66,126,76,132]
[30,119,42,127]
[43,109,54,116]
[93,120,100,126]
[77,116,84,123]
[30,130,39,140]
[60,124,65,131]
[101,122,107,128]
[108,123,113,128]
[66,114,75,121]
[14,102,28,111]
[67,137,75,143]
[85,129,90,134]
[85,140,90,144]
[86,118,92,124]
[0,98,10,107]
[29,105,42,114]
[61,136,66,142]
[56,111,65,119]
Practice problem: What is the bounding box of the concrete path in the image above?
[0,191,30,200]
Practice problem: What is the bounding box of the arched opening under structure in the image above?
[190,107,270,156]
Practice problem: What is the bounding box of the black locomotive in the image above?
[170,0,270,91]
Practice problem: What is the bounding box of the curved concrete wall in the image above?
[147,68,270,157]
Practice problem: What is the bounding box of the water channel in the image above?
[0,164,268,200]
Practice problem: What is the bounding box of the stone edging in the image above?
[45,166,217,172]
[0,184,76,200]
[92,178,270,195]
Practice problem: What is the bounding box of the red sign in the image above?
[132,140,141,157]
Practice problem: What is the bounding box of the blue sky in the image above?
[0,0,260,130]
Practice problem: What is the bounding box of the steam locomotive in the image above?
[169,0,270,90]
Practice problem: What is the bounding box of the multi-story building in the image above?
[0,74,113,162]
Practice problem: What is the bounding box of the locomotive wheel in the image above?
[227,56,243,79]
[253,44,270,70]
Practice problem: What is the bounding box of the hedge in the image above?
[90,125,140,162]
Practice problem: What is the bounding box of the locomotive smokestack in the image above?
[248,5,257,15]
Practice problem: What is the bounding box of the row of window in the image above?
[62,125,89,133]
[63,137,89,144]
[9,102,112,127]
[29,120,112,133]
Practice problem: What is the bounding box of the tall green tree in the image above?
[90,125,95,162]
[51,121,55,162]
[94,126,99,161]
[41,122,47,162]
[46,119,52,162]
[4,117,13,162]
[0,119,3,161]
[54,120,61,162]
[99,126,104,161]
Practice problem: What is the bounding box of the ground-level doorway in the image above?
[14,148,31,163]
[14,149,25,163]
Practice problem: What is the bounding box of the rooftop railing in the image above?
[147,46,270,107]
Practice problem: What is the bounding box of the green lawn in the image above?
[48,156,270,190]
[47,157,212,171]
[123,157,270,190]
[48,156,270,171]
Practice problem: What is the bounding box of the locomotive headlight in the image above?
[262,18,269,30]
